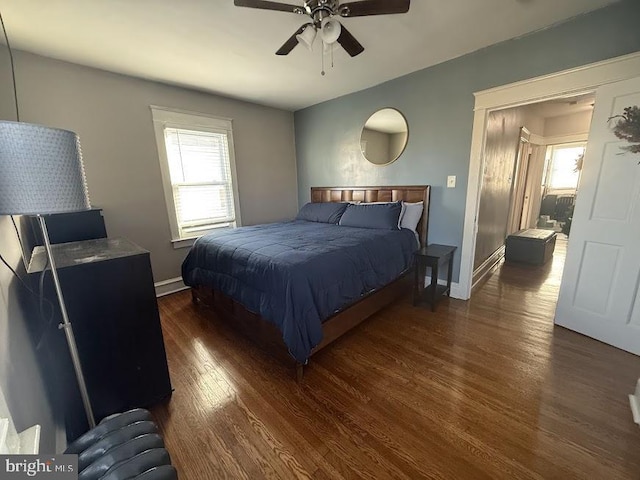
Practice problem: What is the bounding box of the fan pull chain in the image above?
[320,43,335,76]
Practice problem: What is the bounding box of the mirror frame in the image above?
[360,107,409,166]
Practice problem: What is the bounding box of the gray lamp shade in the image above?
[0,121,91,215]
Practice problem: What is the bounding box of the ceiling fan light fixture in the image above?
[296,25,317,51]
[235,0,411,59]
[320,17,342,44]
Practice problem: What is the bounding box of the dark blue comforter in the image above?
[182,220,418,363]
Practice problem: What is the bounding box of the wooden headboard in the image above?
[310,185,431,247]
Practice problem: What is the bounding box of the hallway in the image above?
[473,234,568,320]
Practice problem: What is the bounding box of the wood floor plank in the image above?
[153,237,640,479]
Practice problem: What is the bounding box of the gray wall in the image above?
[361,128,408,165]
[2,51,298,282]
[390,132,408,162]
[360,127,390,165]
[294,0,640,282]
[544,110,593,137]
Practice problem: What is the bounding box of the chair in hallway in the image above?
[554,195,575,223]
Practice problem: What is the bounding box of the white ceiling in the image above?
[1,0,617,111]
[526,92,596,118]
[365,107,407,133]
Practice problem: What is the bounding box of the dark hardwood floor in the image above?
[153,238,640,479]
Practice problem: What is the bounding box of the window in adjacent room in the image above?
[543,142,585,191]
[151,107,241,247]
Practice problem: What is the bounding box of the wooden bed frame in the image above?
[191,185,431,380]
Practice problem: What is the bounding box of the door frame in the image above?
[458,51,640,300]
[520,143,545,231]
[507,127,531,235]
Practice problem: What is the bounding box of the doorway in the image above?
[459,52,640,301]
[471,93,594,288]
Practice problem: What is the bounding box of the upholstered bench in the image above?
[505,229,556,266]
[65,409,177,479]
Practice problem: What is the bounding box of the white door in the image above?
[555,76,640,355]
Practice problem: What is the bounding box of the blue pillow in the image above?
[296,202,348,224]
[339,201,402,230]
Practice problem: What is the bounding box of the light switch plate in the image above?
[447,175,456,188]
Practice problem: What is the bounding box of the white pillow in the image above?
[400,201,423,232]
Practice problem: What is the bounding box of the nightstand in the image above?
[413,244,457,311]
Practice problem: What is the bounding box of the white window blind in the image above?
[151,106,241,245]
[164,128,236,237]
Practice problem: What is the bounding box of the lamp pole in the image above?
[38,215,96,429]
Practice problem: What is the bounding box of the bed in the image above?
[184,185,431,380]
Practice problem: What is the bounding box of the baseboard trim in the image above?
[450,282,465,300]
[630,379,640,426]
[472,246,505,292]
[154,277,189,298]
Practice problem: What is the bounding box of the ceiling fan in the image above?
[234,0,411,57]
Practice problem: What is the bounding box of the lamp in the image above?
[0,120,96,428]
[320,17,341,45]
[296,25,317,51]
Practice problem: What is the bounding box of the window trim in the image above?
[544,141,586,192]
[150,106,242,248]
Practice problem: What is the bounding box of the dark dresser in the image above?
[28,238,172,441]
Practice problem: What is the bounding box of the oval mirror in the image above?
[360,108,409,165]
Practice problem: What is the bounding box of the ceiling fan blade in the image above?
[275,24,309,55]
[337,25,364,57]
[234,0,300,13]
[339,0,410,17]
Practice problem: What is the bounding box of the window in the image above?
[151,107,241,247]
[544,143,585,191]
